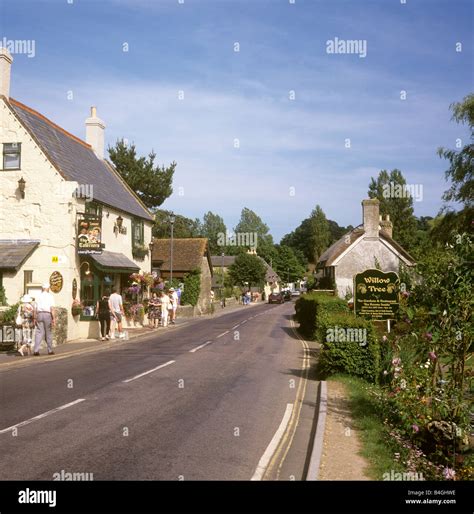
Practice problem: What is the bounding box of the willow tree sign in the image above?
[354,269,399,320]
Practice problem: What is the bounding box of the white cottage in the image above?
[317,198,416,298]
[0,49,154,341]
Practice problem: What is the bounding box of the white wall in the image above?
[0,98,153,342]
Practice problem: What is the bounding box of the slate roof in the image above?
[7,98,153,221]
[317,225,415,268]
[152,238,212,273]
[0,240,40,270]
[90,251,139,271]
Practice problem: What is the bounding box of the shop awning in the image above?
[0,240,40,270]
[90,251,140,273]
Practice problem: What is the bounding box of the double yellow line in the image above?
[262,318,310,480]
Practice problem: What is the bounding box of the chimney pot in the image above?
[362,199,380,238]
[0,48,13,99]
[85,106,106,159]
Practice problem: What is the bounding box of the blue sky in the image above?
[1,0,473,240]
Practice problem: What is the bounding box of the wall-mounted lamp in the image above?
[148,240,155,253]
[114,215,126,234]
[18,177,26,199]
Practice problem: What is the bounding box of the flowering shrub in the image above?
[71,299,82,316]
[377,233,473,479]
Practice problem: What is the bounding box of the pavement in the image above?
[0,300,320,481]
[0,299,262,370]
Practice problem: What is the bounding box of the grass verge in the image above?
[329,373,408,480]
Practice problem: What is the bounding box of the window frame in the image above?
[2,142,22,170]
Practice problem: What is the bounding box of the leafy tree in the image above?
[438,93,474,207]
[309,205,331,262]
[280,205,331,264]
[434,94,474,239]
[153,209,202,239]
[228,253,267,289]
[327,219,353,245]
[233,208,274,259]
[201,211,227,255]
[181,269,201,306]
[108,139,175,210]
[272,245,305,284]
[368,169,418,251]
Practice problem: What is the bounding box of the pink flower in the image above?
[392,357,401,366]
[411,424,419,433]
[442,467,456,480]
[425,332,433,341]
[429,351,437,361]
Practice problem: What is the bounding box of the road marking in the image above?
[123,360,175,383]
[0,399,86,435]
[231,324,240,330]
[251,403,294,481]
[240,320,248,325]
[263,319,311,480]
[216,331,229,339]
[189,341,212,353]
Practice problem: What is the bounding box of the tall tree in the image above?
[434,93,474,239]
[280,206,331,264]
[108,139,175,210]
[153,209,202,239]
[368,169,418,251]
[228,253,267,289]
[201,211,227,255]
[438,93,474,207]
[233,208,275,261]
[272,245,306,284]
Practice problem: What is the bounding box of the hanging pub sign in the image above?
[77,215,102,255]
[354,269,399,320]
[49,271,64,293]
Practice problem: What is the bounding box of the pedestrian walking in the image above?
[169,287,179,324]
[109,289,125,339]
[148,292,160,328]
[96,294,111,341]
[16,294,35,356]
[160,290,171,327]
[33,283,55,356]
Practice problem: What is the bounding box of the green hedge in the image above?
[318,312,380,383]
[294,292,348,340]
[181,269,201,307]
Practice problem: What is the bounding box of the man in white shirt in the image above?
[33,283,55,355]
[160,290,171,327]
[169,287,179,324]
[109,289,125,338]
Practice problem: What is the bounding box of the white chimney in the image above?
[0,48,13,99]
[362,199,380,238]
[85,106,106,159]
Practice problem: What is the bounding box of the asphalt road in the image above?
[0,302,319,481]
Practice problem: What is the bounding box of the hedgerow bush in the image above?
[181,269,201,307]
[318,312,380,383]
[294,292,348,340]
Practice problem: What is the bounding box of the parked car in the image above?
[282,290,292,301]
[268,292,284,304]
[291,290,301,297]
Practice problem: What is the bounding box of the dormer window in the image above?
[3,143,21,170]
